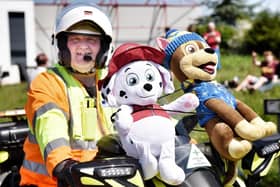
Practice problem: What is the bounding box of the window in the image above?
[8,12,26,66]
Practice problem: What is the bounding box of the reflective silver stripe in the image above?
[44,138,70,161]
[22,159,49,176]
[71,139,97,150]
[43,138,97,160]
[33,102,68,134]
[28,132,37,144]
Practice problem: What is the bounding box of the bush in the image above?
[242,11,280,56]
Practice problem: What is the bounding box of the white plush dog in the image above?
[100,43,199,185]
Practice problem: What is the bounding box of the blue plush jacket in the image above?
[182,81,237,127]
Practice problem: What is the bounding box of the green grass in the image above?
[217,54,280,123]
[0,54,280,186]
[0,82,28,111]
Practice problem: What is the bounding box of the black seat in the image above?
[96,134,126,157]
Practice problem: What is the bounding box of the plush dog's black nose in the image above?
[143,83,153,91]
[204,48,215,54]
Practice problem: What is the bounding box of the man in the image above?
[235,51,279,92]
[19,2,114,186]
[27,53,48,85]
[203,21,222,70]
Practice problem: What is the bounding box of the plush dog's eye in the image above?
[126,73,139,86]
[145,69,155,81]
[185,44,196,54]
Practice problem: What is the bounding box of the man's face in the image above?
[67,34,101,73]
[208,22,215,31]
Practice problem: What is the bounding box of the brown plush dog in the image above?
[157,29,277,162]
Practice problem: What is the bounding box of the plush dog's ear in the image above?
[153,63,174,94]
[156,37,169,51]
[101,74,118,107]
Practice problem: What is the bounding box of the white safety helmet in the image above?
[53,1,113,70]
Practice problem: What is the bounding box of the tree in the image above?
[198,0,258,25]
[243,11,280,56]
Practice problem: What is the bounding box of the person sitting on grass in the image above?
[235,50,279,92]
[258,59,280,92]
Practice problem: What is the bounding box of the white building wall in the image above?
[0,4,11,68]
[0,0,36,67]
[34,5,60,65]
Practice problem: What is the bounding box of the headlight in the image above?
[259,142,280,157]
[96,166,136,178]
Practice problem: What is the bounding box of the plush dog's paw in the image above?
[234,120,266,140]
[162,93,199,114]
[181,93,199,110]
[114,105,133,135]
[228,138,252,160]
[250,117,277,137]
[264,121,277,135]
[159,158,185,185]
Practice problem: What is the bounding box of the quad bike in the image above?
[0,109,279,187]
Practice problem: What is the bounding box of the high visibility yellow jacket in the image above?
[20,64,114,187]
